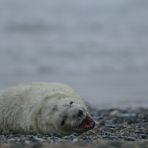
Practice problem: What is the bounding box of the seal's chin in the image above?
[74,116,95,132]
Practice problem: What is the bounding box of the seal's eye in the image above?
[61,119,65,126]
[70,101,73,105]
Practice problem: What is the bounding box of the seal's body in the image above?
[0,82,95,134]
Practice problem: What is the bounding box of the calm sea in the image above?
[0,0,148,108]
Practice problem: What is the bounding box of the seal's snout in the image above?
[77,109,84,117]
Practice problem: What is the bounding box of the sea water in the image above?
[0,0,148,108]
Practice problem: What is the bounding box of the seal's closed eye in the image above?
[69,101,73,105]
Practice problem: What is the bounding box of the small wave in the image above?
[5,22,63,33]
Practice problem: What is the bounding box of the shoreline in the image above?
[0,108,148,147]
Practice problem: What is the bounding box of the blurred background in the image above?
[0,0,148,108]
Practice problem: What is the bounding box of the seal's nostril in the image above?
[78,110,83,117]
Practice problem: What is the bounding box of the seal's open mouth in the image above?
[79,116,95,130]
[72,116,95,133]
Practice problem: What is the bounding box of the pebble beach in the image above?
[0,108,148,147]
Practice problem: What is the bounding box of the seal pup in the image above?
[0,82,95,134]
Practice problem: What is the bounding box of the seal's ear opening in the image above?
[60,116,67,126]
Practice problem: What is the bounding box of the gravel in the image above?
[0,108,148,147]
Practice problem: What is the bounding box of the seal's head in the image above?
[55,98,95,134]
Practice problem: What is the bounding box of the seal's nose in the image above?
[77,110,83,117]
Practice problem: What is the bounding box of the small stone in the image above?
[25,140,30,144]
[8,138,16,142]
[110,110,120,116]
[33,136,43,142]
[72,138,78,143]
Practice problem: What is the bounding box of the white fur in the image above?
[0,82,88,134]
